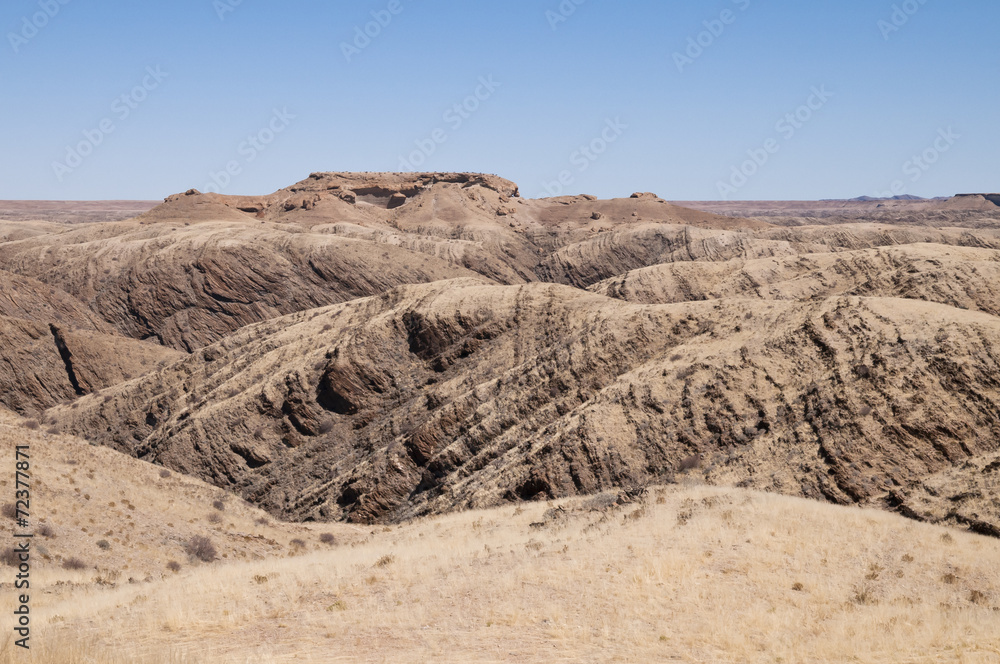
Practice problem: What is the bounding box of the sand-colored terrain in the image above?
[1,175,999,661]
[1,414,998,663]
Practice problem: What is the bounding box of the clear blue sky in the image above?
[2,0,997,201]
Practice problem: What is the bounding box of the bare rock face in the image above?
[0,317,182,415]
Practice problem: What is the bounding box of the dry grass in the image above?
[3,487,999,661]
[1,410,999,662]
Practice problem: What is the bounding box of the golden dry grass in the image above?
[0,407,997,663]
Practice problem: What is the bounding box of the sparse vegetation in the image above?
[319,533,336,545]
[166,561,181,573]
[62,557,87,570]
[159,469,171,479]
[184,535,217,563]
[1,547,21,567]
[96,539,111,550]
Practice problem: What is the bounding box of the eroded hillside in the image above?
[0,173,998,538]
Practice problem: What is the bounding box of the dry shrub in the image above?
[2,503,18,520]
[166,561,181,573]
[159,469,171,479]
[676,365,697,380]
[185,535,217,563]
[96,540,111,550]
[319,533,336,545]
[1,548,22,567]
[24,419,39,430]
[212,499,225,511]
[62,557,87,571]
[678,453,702,472]
[38,523,55,538]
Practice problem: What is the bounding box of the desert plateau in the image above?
[0,174,998,662]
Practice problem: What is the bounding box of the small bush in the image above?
[63,557,87,571]
[253,426,265,440]
[38,523,55,538]
[1,548,21,567]
[185,535,217,562]
[2,503,18,520]
[96,540,111,550]
[676,365,697,380]
[24,420,39,430]
[678,453,702,472]
[290,538,306,549]
[212,499,225,511]
[970,589,989,606]
[207,513,222,524]
[319,533,336,545]
[46,427,59,435]
[166,561,181,573]
[318,420,335,435]
[159,469,171,479]
[375,554,395,568]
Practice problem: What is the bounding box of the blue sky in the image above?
[2,0,997,200]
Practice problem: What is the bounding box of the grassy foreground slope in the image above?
[1,414,998,663]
